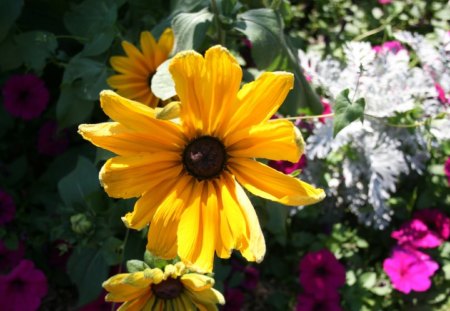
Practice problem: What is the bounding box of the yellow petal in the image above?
[225,119,301,162]
[103,273,151,302]
[117,293,152,311]
[139,31,157,69]
[186,287,225,307]
[180,274,214,292]
[229,158,325,206]
[99,152,182,198]
[121,40,153,72]
[142,296,157,311]
[110,56,148,76]
[99,90,185,145]
[158,28,174,56]
[146,176,193,259]
[226,72,294,134]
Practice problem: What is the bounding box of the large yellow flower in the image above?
[107,29,174,108]
[103,262,224,310]
[79,45,325,272]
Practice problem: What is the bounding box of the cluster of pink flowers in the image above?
[373,40,405,54]
[445,157,450,186]
[296,249,346,311]
[383,209,450,294]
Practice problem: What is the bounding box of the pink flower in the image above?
[445,157,450,186]
[0,190,16,225]
[268,155,307,175]
[37,121,69,156]
[378,0,392,4]
[435,83,449,105]
[373,41,404,54]
[223,288,245,311]
[0,259,48,311]
[2,74,49,120]
[0,241,24,273]
[383,247,439,294]
[391,219,443,249]
[299,249,346,299]
[296,293,342,311]
[319,99,332,124]
[414,209,450,241]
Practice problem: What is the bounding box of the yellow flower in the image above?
[78,45,325,272]
[103,262,224,311]
[107,29,174,108]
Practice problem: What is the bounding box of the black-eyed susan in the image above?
[103,262,224,310]
[107,29,174,108]
[78,45,325,272]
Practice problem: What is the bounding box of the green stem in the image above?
[210,0,226,45]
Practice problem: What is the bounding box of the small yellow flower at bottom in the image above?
[103,262,225,311]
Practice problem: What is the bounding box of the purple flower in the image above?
[296,293,342,311]
[242,266,259,291]
[299,249,346,299]
[37,121,69,156]
[0,190,16,225]
[391,219,443,249]
[383,247,438,294]
[414,209,450,241]
[269,155,307,175]
[223,288,245,311]
[0,241,24,273]
[373,41,405,54]
[0,259,48,311]
[445,157,450,186]
[2,74,49,120]
[435,83,449,105]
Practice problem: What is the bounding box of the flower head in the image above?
[79,46,325,272]
[383,247,438,294]
[373,41,404,54]
[0,190,16,225]
[0,241,24,273]
[414,209,450,241]
[296,293,342,311]
[0,259,48,311]
[391,219,443,249]
[37,121,70,156]
[108,29,174,107]
[445,157,450,186]
[269,155,307,175]
[103,262,224,310]
[2,74,49,120]
[435,83,449,105]
[299,249,346,299]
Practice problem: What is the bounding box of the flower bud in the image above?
[70,213,92,235]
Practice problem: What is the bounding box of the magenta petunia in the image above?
[378,0,392,4]
[223,288,245,311]
[391,219,443,249]
[37,121,69,156]
[269,155,307,175]
[319,99,332,124]
[0,190,16,225]
[0,259,48,311]
[242,266,260,291]
[414,209,450,241]
[445,157,450,186]
[435,83,449,105]
[373,41,404,54]
[0,241,25,273]
[383,247,439,294]
[299,249,346,299]
[2,74,49,120]
[296,293,342,311]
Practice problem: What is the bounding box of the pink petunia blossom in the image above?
[373,41,404,54]
[391,219,443,249]
[37,121,70,156]
[0,259,48,311]
[378,0,392,4]
[319,99,332,124]
[269,155,307,175]
[296,293,342,311]
[383,247,439,294]
[299,249,346,299]
[2,74,49,120]
[0,190,16,225]
[414,209,450,241]
[445,157,450,186]
[435,83,449,105]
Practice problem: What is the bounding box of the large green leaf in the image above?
[56,83,95,128]
[172,8,213,52]
[170,0,209,16]
[80,27,116,57]
[67,246,109,307]
[0,0,23,42]
[333,89,366,137]
[57,156,100,208]
[63,56,110,101]
[15,31,57,72]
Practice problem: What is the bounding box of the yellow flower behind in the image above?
[108,29,174,108]
[79,45,325,273]
[103,262,224,310]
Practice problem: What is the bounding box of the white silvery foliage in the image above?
[299,32,448,228]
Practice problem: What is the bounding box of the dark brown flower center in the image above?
[152,278,183,299]
[182,136,227,180]
[147,72,155,88]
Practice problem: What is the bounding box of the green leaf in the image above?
[359,272,376,289]
[0,0,23,42]
[15,31,57,72]
[101,237,124,265]
[333,89,365,137]
[172,8,213,52]
[0,35,22,71]
[67,247,109,307]
[170,0,209,16]
[57,156,100,207]
[151,59,176,101]
[56,83,95,128]
[63,56,111,101]
[64,0,117,37]
[80,27,116,57]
